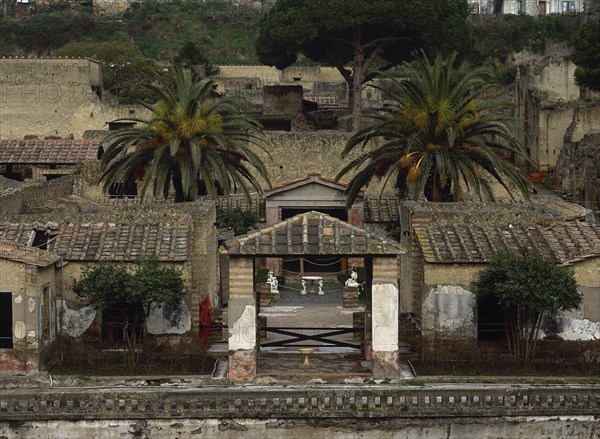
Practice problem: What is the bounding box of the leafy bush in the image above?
[216,208,257,235]
[571,20,600,91]
[468,14,580,64]
[56,39,160,103]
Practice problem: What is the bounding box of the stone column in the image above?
[371,257,401,380]
[228,257,257,382]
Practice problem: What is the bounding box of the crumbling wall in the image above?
[0,175,76,215]
[557,131,600,211]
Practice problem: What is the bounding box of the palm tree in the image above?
[100,67,270,202]
[336,51,532,207]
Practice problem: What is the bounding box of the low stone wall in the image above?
[0,175,76,215]
[2,384,600,421]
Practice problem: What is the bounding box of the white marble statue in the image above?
[345,269,359,288]
[266,271,279,294]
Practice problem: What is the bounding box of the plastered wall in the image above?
[0,58,149,139]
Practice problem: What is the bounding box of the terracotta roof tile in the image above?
[363,197,402,223]
[414,223,600,264]
[0,139,100,164]
[87,194,265,220]
[0,222,189,262]
[222,210,404,256]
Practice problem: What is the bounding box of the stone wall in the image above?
[420,259,600,343]
[0,58,149,139]
[2,384,600,422]
[0,175,76,215]
[4,417,600,439]
[515,50,600,172]
[258,131,391,197]
[93,0,131,15]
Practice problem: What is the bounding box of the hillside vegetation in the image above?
[0,1,262,64]
[0,2,581,66]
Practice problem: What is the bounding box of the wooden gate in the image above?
[261,326,362,350]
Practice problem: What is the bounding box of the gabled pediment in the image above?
[221,210,404,256]
[265,174,362,204]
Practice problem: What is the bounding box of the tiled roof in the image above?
[207,194,265,220]
[0,139,100,164]
[222,210,404,256]
[404,199,590,225]
[363,197,402,223]
[86,194,265,220]
[363,199,591,225]
[0,239,60,267]
[0,222,189,262]
[414,223,600,264]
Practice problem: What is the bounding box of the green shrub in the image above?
[216,208,257,236]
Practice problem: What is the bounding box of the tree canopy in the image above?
[473,247,581,367]
[337,51,531,205]
[100,67,270,202]
[56,39,160,103]
[571,20,600,92]
[256,0,471,130]
[73,258,187,365]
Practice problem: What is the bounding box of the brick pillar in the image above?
[227,257,257,382]
[371,257,401,380]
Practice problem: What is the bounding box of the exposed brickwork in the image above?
[372,257,399,280]
[228,258,254,298]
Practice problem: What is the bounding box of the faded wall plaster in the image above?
[59,301,96,338]
[371,283,398,352]
[147,301,191,335]
[229,304,256,351]
[422,285,476,339]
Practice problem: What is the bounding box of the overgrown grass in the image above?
[42,337,216,376]
[413,339,600,377]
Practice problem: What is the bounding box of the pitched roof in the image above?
[0,139,100,164]
[0,239,60,267]
[414,223,600,264]
[0,222,189,262]
[81,194,265,220]
[363,199,591,225]
[222,210,404,256]
[266,174,362,199]
[404,199,590,225]
[363,197,401,223]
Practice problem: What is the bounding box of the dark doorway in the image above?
[259,118,292,131]
[477,294,505,342]
[108,175,138,197]
[102,304,144,344]
[0,293,13,348]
